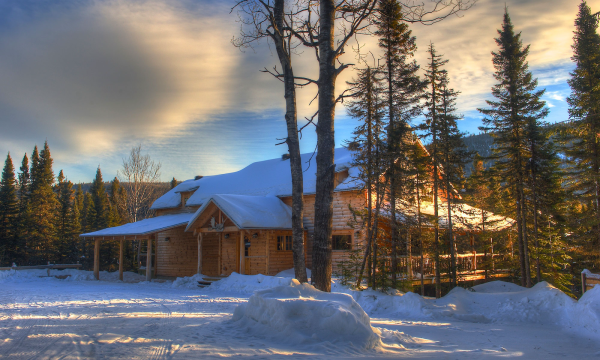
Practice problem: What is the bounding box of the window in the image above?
[277,235,292,251]
[332,235,352,251]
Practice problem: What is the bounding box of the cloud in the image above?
[0,0,596,182]
[0,0,263,162]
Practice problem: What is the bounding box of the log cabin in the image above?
[81,147,513,282]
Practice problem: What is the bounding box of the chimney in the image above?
[194,175,203,180]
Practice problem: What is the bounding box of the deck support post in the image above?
[407,232,412,280]
[94,238,100,280]
[146,237,152,282]
[197,233,203,274]
[119,239,124,281]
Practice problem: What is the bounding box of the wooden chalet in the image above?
[80,146,514,283]
[81,148,364,281]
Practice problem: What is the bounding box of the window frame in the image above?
[331,232,353,251]
[277,235,293,251]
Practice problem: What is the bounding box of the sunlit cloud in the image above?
[0,0,597,182]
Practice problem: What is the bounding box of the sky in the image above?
[0,0,595,183]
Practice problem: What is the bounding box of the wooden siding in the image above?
[280,190,366,271]
[156,226,197,278]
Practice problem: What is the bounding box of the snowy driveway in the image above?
[0,276,599,359]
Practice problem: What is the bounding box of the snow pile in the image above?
[275,268,312,279]
[565,285,600,339]
[208,273,296,294]
[331,282,427,319]
[232,280,381,350]
[172,273,206,289]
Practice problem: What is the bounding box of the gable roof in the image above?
[80,213,194,238]
[185,194,293,231]
[151,147,361,210]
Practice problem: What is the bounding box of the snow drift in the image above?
[232,280,381,350]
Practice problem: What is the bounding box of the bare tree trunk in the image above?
[272,0,308,283]
[312,0,336,292]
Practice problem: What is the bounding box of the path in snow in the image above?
[0,274,598,359]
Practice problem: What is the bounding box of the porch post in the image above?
[94,238,100,280]
[197,233,203,274]
[218,233,222,276]
[119,238,124,281]
[146,237,152,282]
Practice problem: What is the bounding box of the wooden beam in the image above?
[146,237,152,282]
[200,226,239,233]
[94,238,100,280]
[119,239,124,281]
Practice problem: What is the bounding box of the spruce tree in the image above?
[55,170,76,263]
[90,167,108,231]
[27,142,59,264]
[376,0,427,288]
[346,65,386,288]
[478,10,549,287]
[563,1,600,268]
[438,82,470,287]
[421,43,447,297]
[170,177,178,189]
[15,153,30,264]
[0,154,18,265]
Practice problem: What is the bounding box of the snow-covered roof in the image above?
[80,213,194,237]
[151,147,361,210]
[393,200,514,232]
[186,194,293,231]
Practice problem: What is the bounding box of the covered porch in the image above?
[186,194,305,277]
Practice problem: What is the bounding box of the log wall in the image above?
[281,190,366,272]
[156,226,197,278]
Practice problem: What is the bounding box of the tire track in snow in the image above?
[148,300,174,360]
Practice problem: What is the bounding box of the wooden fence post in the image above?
[582,272,587,295]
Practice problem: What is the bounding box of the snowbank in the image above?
[232,280,381,350]
[275,268,312,279]
[171,272,297,294]
[566,285,600,339]
[0,269,145,283]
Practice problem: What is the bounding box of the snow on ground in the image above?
[0,269,599,359]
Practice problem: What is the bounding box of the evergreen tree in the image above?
[55,170,76,263]
[375,0,426,288]
[478,10,549,287]
[89,167,108,231]
[562,1,600,268]
[15,153,30,263]
[170,177,178,189]
[27,142,59,264]
[421,43,448,297]
[109,177,126,226]
[0,154,18,265]
[346,65,387,288]
[438,82,470,286]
